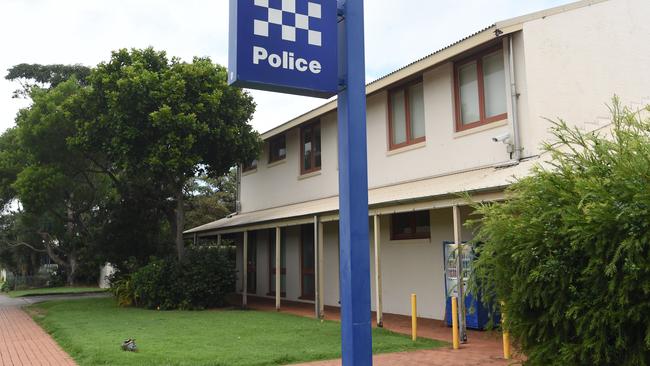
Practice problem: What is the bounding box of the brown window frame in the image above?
[387,78,426,150]
[242,159,258,173]
[299,225,315,301]
[453,46,508,132]
[267,230,286,297]
[390,211,431,241]
[268,134,286,164]
[300,121,321,175]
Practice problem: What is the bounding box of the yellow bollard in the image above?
[503,331,511,359]
[411,293,417,341]
[452,296,460,349]
[502,303,511,359]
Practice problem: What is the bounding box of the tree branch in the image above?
[4,240,47,253]
[37,231,70,269]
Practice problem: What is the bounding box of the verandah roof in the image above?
[184,156,545,237]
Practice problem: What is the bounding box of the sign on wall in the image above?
[228,0,338,98]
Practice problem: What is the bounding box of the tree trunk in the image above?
[66,194,76,285]
[175,187,185,261]
[67,253,77,286]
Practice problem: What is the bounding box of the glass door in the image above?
[300,225,315,300]
[246,231,257,294]
[269,228,286,296]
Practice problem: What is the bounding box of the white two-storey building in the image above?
[186,0,650,323]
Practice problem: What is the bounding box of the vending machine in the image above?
[443,241,499,330]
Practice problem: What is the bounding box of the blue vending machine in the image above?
[443,241,499,330]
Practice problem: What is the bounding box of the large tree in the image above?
[184,169,238,231]
[471,101,650,365]
[8,80,111,285]
[72,48,259,260]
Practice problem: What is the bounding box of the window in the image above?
[388,79,425,149]
[454,47,507,131]
[300,122,321,174]
[242,159,258,173]
[390,211,430,240]
[268,134,286,164]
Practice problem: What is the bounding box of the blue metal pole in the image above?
[336,1,373,365]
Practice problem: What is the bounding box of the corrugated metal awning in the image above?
[184,156,544,236]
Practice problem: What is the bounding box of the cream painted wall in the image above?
[241,59,513,212]
[236,208,477,320]
[284,226,301,300]
[366,65,512,189]
[368,207,475,320]
[520,0,650,156]
[322,221,340,307]
[240,0,650,213]
[240,112,339,212]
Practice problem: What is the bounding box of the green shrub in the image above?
[471,101,650,365]
[0,280,9,293]
[112,246,236,310]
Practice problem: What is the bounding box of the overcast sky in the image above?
[0,0,573,134]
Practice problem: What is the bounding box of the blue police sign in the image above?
[228,0,338,98]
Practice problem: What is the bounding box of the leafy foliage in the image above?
[1,48,258,284]
[5,63,91,98]
[9,79,110,285]
[471,100,650,365]
[112,246,236,310]
[70,48,260,260]
[184,169,238,230]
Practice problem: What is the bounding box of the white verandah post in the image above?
[318,220,325,318]
[243,230,248,308]
[373,214,383,327]
[275,226,281,311]
[313,216,320,319]
[453,205,467,342]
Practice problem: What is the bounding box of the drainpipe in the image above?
[508,35,522,161]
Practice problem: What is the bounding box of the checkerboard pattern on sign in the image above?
[253,0,323,47]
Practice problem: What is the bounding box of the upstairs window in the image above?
[454,47,507,131]
[268,134,286,164]
[242,159,258,173]
[390,211,430,240]
[388,80,425,150]
[300,122,321,175]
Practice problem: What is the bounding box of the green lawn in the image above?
[8,286,108,298]
[27,298,446,366]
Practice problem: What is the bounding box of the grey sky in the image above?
[0,0,573,134]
